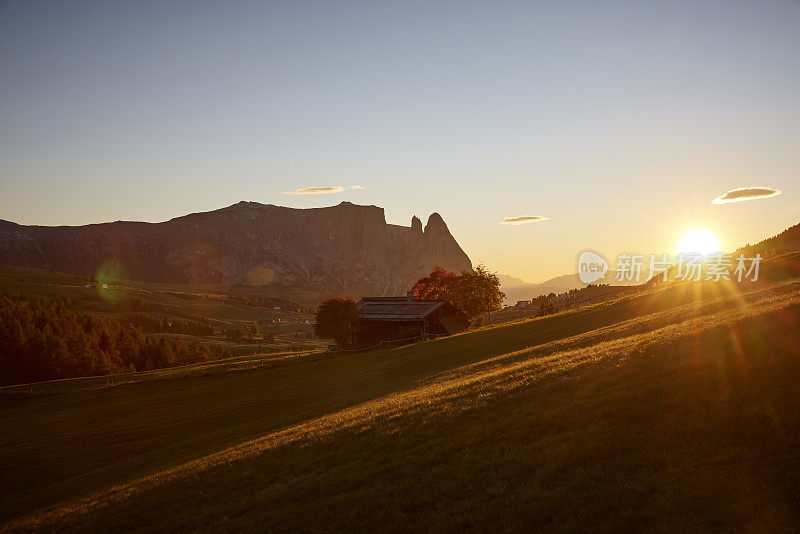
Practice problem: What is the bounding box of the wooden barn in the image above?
[357,291,468,345]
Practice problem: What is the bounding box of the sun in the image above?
[677,228,721,256]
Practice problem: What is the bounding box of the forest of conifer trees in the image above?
[0,295,228,385]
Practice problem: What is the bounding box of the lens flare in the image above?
[94,259,127,302]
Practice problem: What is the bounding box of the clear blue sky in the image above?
[1,0,798,281]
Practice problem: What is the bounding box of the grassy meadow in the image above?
[1,276,799,531]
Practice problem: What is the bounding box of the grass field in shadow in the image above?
[2,278,799,531]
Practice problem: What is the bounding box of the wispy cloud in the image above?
[283,186,345,195]
[349,185,366,190]
[712,186,782,204]
[500,215,549,225]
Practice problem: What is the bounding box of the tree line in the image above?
[0,295,228,386]
[223,325,276,344]
[119,314,215,336]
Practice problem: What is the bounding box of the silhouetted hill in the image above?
[0,201,471,296]
[739,222,800,255]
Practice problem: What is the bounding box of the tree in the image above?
[412,267,459,300]
[412,264,505,327]
[224,328,245,343]
[313,297,360,348]
[452,264,505,327]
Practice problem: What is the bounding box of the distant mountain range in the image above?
[500,271,645,304]
[0,201,472,297]
[502,221,800,303]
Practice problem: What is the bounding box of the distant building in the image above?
[515,300,531,308]
[357,291,468,345]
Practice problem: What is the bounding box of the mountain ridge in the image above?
[0,201,472,296]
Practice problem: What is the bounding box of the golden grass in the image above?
[2,279,800,531]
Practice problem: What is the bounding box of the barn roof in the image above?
[357,297,448,321]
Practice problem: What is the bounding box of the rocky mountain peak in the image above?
[424,212,449,235]
[411,216,423,234]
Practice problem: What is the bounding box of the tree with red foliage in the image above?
[411,267,459,300]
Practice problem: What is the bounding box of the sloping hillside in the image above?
[740,222,800,255]
[2,278,800,531]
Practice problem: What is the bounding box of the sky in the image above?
[1,0,798,282]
